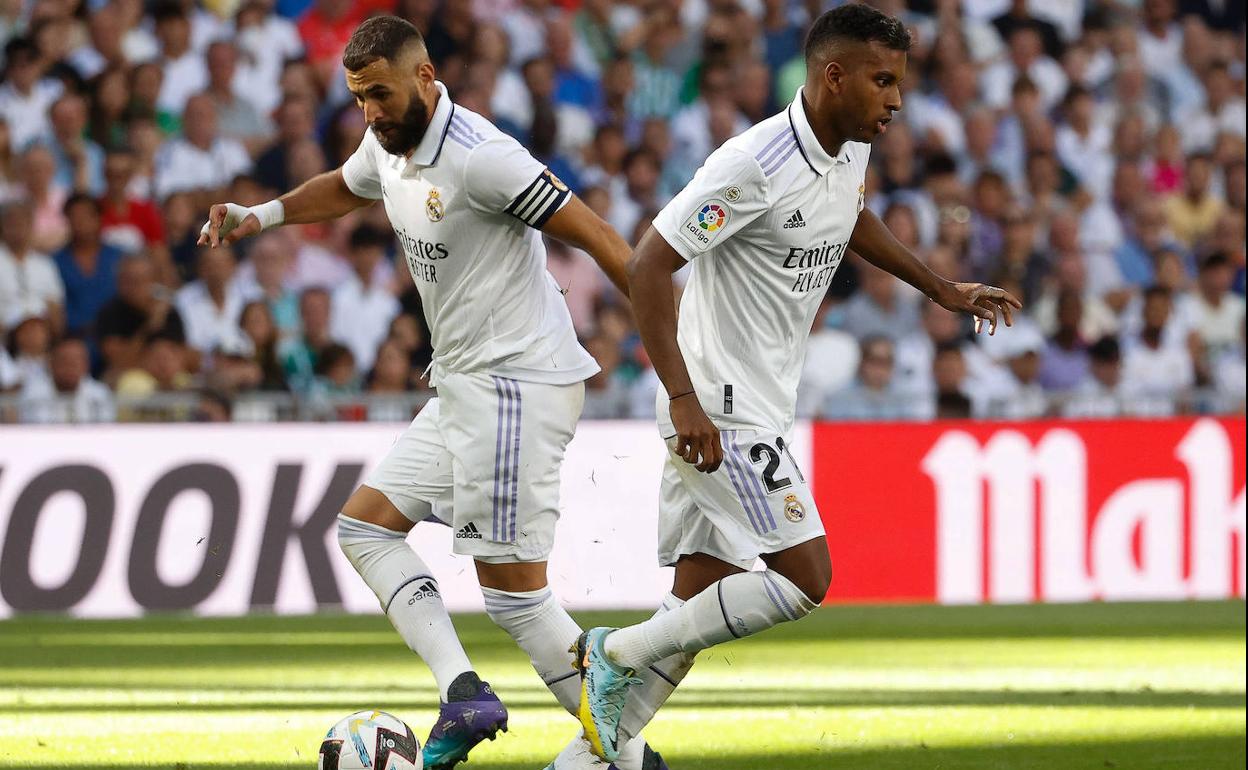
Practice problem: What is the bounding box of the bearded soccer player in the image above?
[198,16,667,770]
[568,5,1021,763]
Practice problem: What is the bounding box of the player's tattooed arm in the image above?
[849,208,1021,334]
[628,226,723,474]
[540,196,632,298]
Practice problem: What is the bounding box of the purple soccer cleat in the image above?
[421,672,509,769]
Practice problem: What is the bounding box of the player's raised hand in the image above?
[198,203,261,248]
[670,393,723,473]
[935,282,1022,336]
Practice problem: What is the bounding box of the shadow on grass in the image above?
[5,687,1244,714]
[5,734,1245,770]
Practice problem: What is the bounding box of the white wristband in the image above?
[249,199,285,231]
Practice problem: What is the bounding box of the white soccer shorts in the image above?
[658,427,826,570]
[364,370,584,562]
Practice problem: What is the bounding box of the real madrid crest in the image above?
[783,494,806,523]
[857,183,866,213]
[426,188,445,222]
[724,185,742,203]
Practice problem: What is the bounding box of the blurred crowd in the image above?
[0,0,1243,424]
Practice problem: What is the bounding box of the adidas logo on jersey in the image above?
[782,209,806,229]
[407,580,441,603]
[456,522,484,539]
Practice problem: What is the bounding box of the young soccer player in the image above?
[570,5,1021,762]
[199,16,664,770]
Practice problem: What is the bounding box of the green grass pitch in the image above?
[0,601,1243,769]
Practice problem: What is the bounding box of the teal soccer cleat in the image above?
[572,628,644,762]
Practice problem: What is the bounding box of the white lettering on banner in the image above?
[922,418,1246,604]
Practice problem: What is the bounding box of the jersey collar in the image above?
[787,86,854,177]
[404,81,454,172]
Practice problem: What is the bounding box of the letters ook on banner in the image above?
[0,417,1242,618]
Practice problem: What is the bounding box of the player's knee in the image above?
[762,569,821,622]
[772,551,831,609]
[336,513,404,564]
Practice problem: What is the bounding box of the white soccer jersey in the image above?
[652,87,871,436]
[342,81,598,387]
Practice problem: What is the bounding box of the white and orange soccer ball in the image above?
[318,710,422,770]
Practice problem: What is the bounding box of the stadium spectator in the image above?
[253,97,317,193]
[1122,286,1196,414]
[204,40,273,156]
[20,143,71,253]
[87,67,131,152]
[1188,252,1246,355]
[330,225,399,375]
[233,0,306,116]
[1064,335,1128,417]
[0,37,62,150]
[844,260,922,343]
[796,302,860,418]
[114,335,196,420]
[67,3,129,82]
[54,194,124,337]
[2,313,53,393]
[152,2,207,117]
[1039,290,1091,392]
[822,336,916,421]
[239,300,287,392]
[281,286,334,394]
[175,245,246,358]
[45,93,105,196]
[95,253,186,383]
[1165,152,1226,247]
[239,232,301,340]
[0,199,65,333]
[18,335,114,423]
[988,322,1050,419]
[98,148,170,270]
[153,93,251,206]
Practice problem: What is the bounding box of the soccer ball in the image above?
[319,710,422,770]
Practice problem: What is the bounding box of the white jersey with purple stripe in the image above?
[650,86,870,436]
[342,81,598,387]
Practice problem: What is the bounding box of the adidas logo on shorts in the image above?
[456,522,484,540]
[782,209,806,229]
[407,580,441,603]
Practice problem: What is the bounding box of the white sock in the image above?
[337,515,473,700]
[481,585,583,713]
[605,571,818,670]
[616,593,695,760]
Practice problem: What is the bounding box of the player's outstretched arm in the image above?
[849,208,1022,334]
[540,196,631,298]
[628,226,722,473]
[198,169,374,247]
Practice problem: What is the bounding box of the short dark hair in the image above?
[152,1,187,24]
[349,224,393,252]
[342,16,425,71]
[1088,336,1121,363]
[804,3,911,61]
[1143,284,1172,303]
[1200,251,1231,272]
[63,192,100,217]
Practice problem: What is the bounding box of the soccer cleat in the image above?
[573,628,644,762]
[421,671,509,769]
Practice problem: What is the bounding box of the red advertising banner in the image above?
[812,417,1247,604]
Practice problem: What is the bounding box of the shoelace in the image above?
[592,670,644,723]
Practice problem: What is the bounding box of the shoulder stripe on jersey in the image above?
[762,140,801,177]
[758,133,796,169]
[504,170,570,229]
[451,115,484,143]
[447,123,481,149]
[754,128,792,161]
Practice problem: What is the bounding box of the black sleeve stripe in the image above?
[506,170,571,228]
